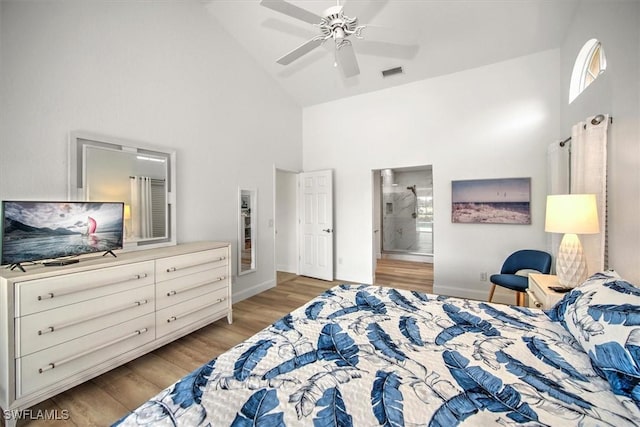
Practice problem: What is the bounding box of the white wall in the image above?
[559,1,640,284]
[303,50,561,300]
[0,1,302,300]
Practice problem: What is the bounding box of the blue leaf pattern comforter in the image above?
[114,285,640,426]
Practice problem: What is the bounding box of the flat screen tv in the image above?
[1,201,124,270]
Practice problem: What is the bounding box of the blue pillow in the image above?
[547,271,640,407]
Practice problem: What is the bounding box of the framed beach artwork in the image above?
[451,177,531,224]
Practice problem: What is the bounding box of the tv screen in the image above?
[1,201,124,266]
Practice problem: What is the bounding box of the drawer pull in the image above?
[35,273,151,301]
[164,256,228,274]
[37,293,54,301]
[37,299,150,335]
[165,277,226,297]
[38,328,148,373]
[165,300,223,323]
[39,363,55,373]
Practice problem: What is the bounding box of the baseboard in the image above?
[276,264,296,274]
[381,253,433,263]
[232,279,276,304]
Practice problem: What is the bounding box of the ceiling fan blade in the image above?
[336,41,360,78]
[359,25,418,45]
[277,38,324,65]
[260,0,323,25]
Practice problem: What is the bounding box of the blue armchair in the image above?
[488,249,552,306]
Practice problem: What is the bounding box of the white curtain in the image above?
[130,176,153,239]
[570,114,609,275]
[546,141,570,269]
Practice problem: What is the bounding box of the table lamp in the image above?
[545,194,599,287]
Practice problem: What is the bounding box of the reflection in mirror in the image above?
[85,146,168,241]
[69,132,176,250]
[238,188,256,275]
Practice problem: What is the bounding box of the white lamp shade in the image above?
[545,194,600,287]
[545,194,599,234]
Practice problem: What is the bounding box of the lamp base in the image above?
[556,233,588,288]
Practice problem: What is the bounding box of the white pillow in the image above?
[546,271,640,406]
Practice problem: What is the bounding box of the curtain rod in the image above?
[559,114,613,147]
[559,136,571,147]
[129,176,165,181]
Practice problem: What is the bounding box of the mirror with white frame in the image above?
[69,132,177,249]
[238,188,256,275]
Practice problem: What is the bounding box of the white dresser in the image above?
[0,241,231,422]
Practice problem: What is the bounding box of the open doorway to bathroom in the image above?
[374,166,433,264]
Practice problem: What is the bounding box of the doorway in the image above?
[275,169,298,275]
[274,168,335,282]
[374,166,433,263]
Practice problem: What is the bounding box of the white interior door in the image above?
[299,170,334,281]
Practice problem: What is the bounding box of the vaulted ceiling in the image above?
[205,0,580,107]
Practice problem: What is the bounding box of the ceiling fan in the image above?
[260,0,411,78]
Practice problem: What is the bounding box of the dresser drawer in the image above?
[16,261,154,316]
[527,273,563,310]
[156,287,228,338]
[527,275,544,308]
[16,313,155,397]
[156,265,229,310]
[16,284,154,357]
[526,289,543,309]
[156,248,228,283]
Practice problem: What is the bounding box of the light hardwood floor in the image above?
[11,259,432,426]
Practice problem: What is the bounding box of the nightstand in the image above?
[527,273,567,309]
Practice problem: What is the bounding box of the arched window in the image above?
[569,39,607,103]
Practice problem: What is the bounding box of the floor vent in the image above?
[382,66,403,77]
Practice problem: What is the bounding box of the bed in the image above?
[115,271,640,426]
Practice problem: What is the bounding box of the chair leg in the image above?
[516,291,525,306]
[488,284,496,302]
